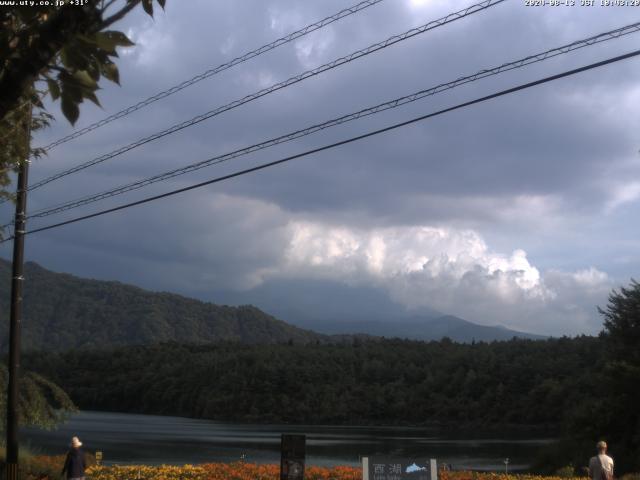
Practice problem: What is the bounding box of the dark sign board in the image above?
[362,457,437,480]
[280,434,306,480]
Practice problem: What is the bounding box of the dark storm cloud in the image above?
[26,0,640,217]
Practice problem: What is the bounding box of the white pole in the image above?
[362,457,369,480]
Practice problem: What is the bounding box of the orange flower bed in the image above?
[24,458,360,480]
[23,457,594,480]
[199,462,360,480]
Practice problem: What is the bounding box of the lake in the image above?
[21,411,554,470]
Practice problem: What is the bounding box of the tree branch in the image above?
[99,0,141,30]
[101,0,120,14]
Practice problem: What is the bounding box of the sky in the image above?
[2,0,640,336]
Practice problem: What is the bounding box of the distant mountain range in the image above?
[0,258,544,351]
[294,315,546,342]
[209,277,546,342]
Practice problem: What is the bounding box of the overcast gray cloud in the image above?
[2,0,640,336]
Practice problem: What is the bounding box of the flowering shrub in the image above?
[21,457,610,480]
[22,454,67,480]
[88,464,207,480]
[87,462,361,480]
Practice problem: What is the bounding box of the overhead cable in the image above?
[22,20,640,222]
[38,0,388,152]
[25,0,505,194]
[3,48,637,242]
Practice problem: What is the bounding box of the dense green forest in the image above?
[23,337,600,428]
[11,336,606,468]
[0,259,327,351]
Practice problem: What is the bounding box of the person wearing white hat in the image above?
[61,436,87,480]
[589,440,614,480]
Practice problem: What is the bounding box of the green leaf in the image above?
[84,91,102,108]
[63,84,83,103]
[61,95,79,126]
[59,72,85,101]
[142,0,153,16]
[94,50,111,64]
[60,47,71,69]
[72,70,98,89]
[59,45,89,70]
[102,62,120,85]
[94,31,135,52]
[87,59,101,82]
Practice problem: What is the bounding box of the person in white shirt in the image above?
[589,441,614,480]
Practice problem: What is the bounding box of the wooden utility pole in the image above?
[4,101,31,480]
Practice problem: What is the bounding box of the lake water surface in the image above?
[21,411,554,470]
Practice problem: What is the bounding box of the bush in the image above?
[554,465,576,478]
[22,455,66,480]
[25,452,96,480]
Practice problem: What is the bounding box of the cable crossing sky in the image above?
[20,19,640,223]
[24,0,505,194]
[2,48,637,244]
[37,0,388,153]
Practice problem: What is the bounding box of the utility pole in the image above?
[4,100,31,480]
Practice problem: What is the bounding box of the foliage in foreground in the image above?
[0,364,76,431]
[0,1,167,207]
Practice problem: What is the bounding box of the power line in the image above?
[37,0,388,152]
[24,0,504,194]
[21,20,640,222]
[3,48,638,243]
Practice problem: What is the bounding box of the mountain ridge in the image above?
[0,258,544,350]
[293,313,545,342]
[0,258,327,351]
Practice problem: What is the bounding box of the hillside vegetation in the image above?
[0,259,325,351]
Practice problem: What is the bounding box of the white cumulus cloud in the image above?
[162,195,611,336]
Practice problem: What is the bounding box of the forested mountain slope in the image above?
[0,259,325,351]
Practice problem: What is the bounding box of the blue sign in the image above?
[362,457,437,480]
